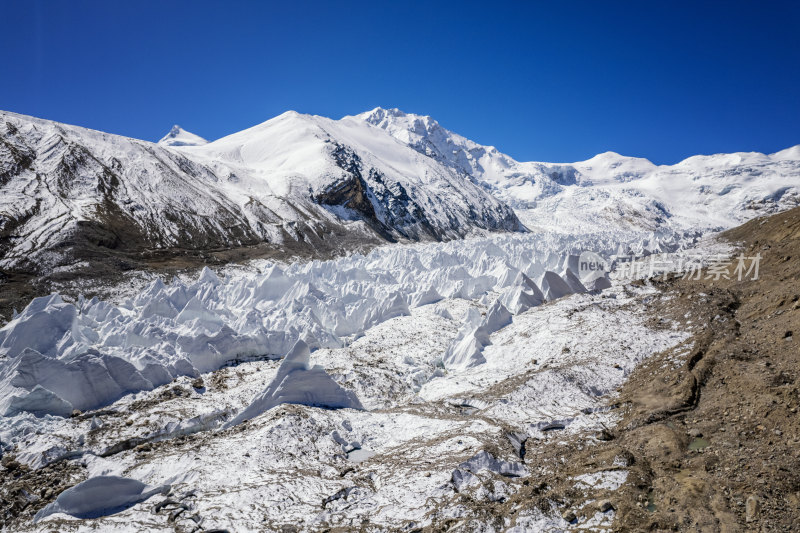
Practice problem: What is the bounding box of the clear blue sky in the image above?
[1,1,798,164]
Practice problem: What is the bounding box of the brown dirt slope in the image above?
[577,206,800,531]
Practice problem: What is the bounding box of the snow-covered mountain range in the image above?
[2,107,798,280]
[0,110,520,277]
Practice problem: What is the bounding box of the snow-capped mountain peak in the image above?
[570,151,657,185]
[158,125,208,147]
[354,107,469,157]
[356,107,440,129]
[354,107,515,185]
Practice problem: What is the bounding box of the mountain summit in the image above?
[157,125,208,147]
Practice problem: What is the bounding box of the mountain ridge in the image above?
[356,106,800,167]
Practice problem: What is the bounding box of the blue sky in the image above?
[1,1,798,164]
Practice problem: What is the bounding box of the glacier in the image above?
[10,268,691,530]
[0,229,683,419]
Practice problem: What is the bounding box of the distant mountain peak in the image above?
[358,107,438,130]
[360,107,407,119]
[157,125,208,147]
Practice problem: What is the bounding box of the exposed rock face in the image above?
[317,142,516,242]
